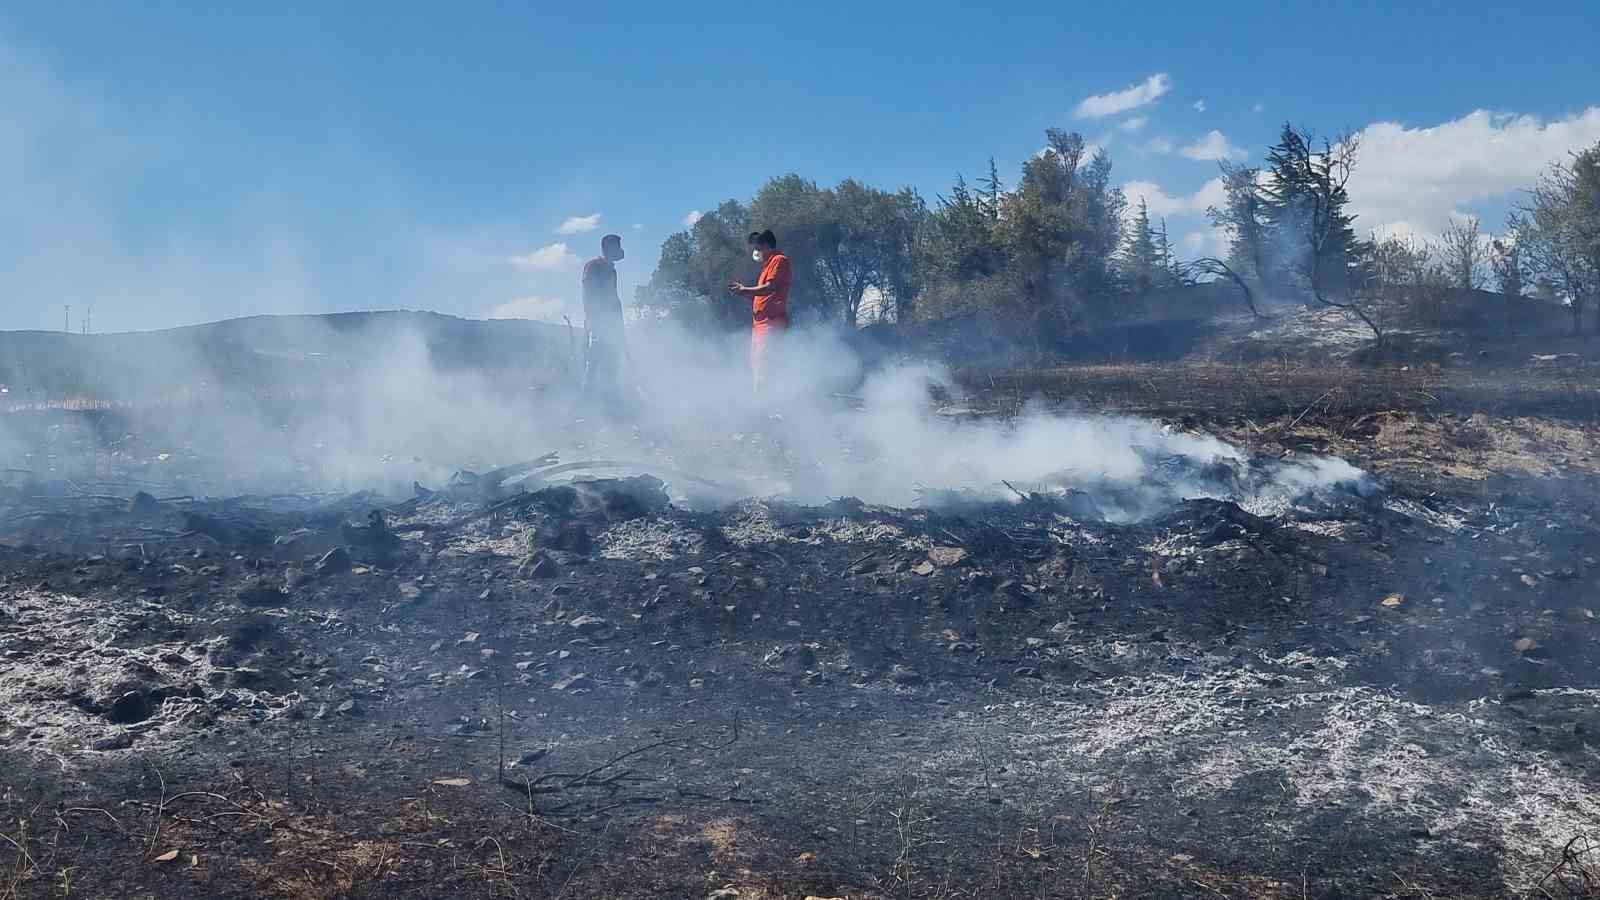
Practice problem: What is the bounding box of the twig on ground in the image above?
[143,762,167,861]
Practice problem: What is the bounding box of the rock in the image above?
[91,732,135,751]
[336,699,362,716]
[551,673,594,692]
[568,615,611,636]
[535,522,593,555]
[514,747,550,767]
[926,546,968,567]
[520,551,558,579]
[237,579,287,608]
[315,547,353,576]
[911,561,935,577]
[127,491,162,515]
[888,664,924,685]
[106,690,152,725]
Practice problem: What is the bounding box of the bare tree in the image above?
[1190,256,1263,318]
[1511,143,1600,333]
[1489,231,1525,297]
[1438,216,1486,290]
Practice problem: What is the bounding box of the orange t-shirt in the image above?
[752,253,791,328]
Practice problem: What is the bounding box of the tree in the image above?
[1191,256,1262,318]
[978,157,1005,222]
[1489,232,1525,298]
[1364,233,1448,326]
[637,200,752,329]
[1259,125,1380,343]
[913,172,1012,320]
[1262,124,1360,296]
[1510,141,1600,333]
[644,176,925,330]
[1205,162,1270,283]
[997,129,1125,330]
[1119,197,1162,293]
[1438,216,1486,291]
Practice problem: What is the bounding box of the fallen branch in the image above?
[498,716,742,817]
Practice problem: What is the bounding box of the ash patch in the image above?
[598,517,705,560]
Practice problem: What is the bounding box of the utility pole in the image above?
[64,304,71,333]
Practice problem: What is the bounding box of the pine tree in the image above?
[1121,197,1160,292]
[978,157,1005,222]
[1156,217,1178,283]
[1261,124,1359,291]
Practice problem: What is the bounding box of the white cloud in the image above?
[632,223,643,230]
[1074,73,1171,119]
[1193,100,1207,113]
[1181,230,1226,257]
[1144,137,1175,154]
[682,210,704,227]
[508,242,578,271]
[487,295,566,322]
[1347,107,1600,238]
[1119,116,1148,132]
[1252,102,1266,114]
[1181,130,1248,161]
[1191,176,1227,212]
[556,213,601,235]
[1121,177,1227,219]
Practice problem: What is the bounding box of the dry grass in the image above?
[961,363,1600,424]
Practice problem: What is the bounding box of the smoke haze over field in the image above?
[0,312,1367,519]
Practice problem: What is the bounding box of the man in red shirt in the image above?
[726,229,791,394]
[581,234,626,403]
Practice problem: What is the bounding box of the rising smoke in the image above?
[1,310,1371,521]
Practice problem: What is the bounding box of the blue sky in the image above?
[3,1,1598,332]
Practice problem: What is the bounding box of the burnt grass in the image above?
[3,363,1600,899]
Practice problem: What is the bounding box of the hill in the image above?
[0,311,571,407]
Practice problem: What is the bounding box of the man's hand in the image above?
[727,282,747,296]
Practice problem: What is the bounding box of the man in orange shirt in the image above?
[726,229,791,394]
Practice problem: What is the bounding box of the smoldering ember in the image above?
[0,302,1598,900]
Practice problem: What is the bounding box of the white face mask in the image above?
[751,250,763,262]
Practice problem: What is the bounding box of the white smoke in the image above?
[0,310,1370,521]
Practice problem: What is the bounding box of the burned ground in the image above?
[2,362,1600,899]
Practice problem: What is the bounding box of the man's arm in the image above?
[728,258,789,297]
[727,279,779,298]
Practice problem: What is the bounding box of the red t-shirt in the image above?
[752,253,791,328]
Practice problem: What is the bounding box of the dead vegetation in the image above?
[2,361,1600,898]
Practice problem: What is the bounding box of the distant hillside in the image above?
[0,311,571,406]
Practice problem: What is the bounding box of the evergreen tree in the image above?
[1120,197,1160,292]
[979,157,1005,221]
[1261,124,1359,292]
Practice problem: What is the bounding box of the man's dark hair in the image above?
[601,233,622,249]
[747,229,778,249]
